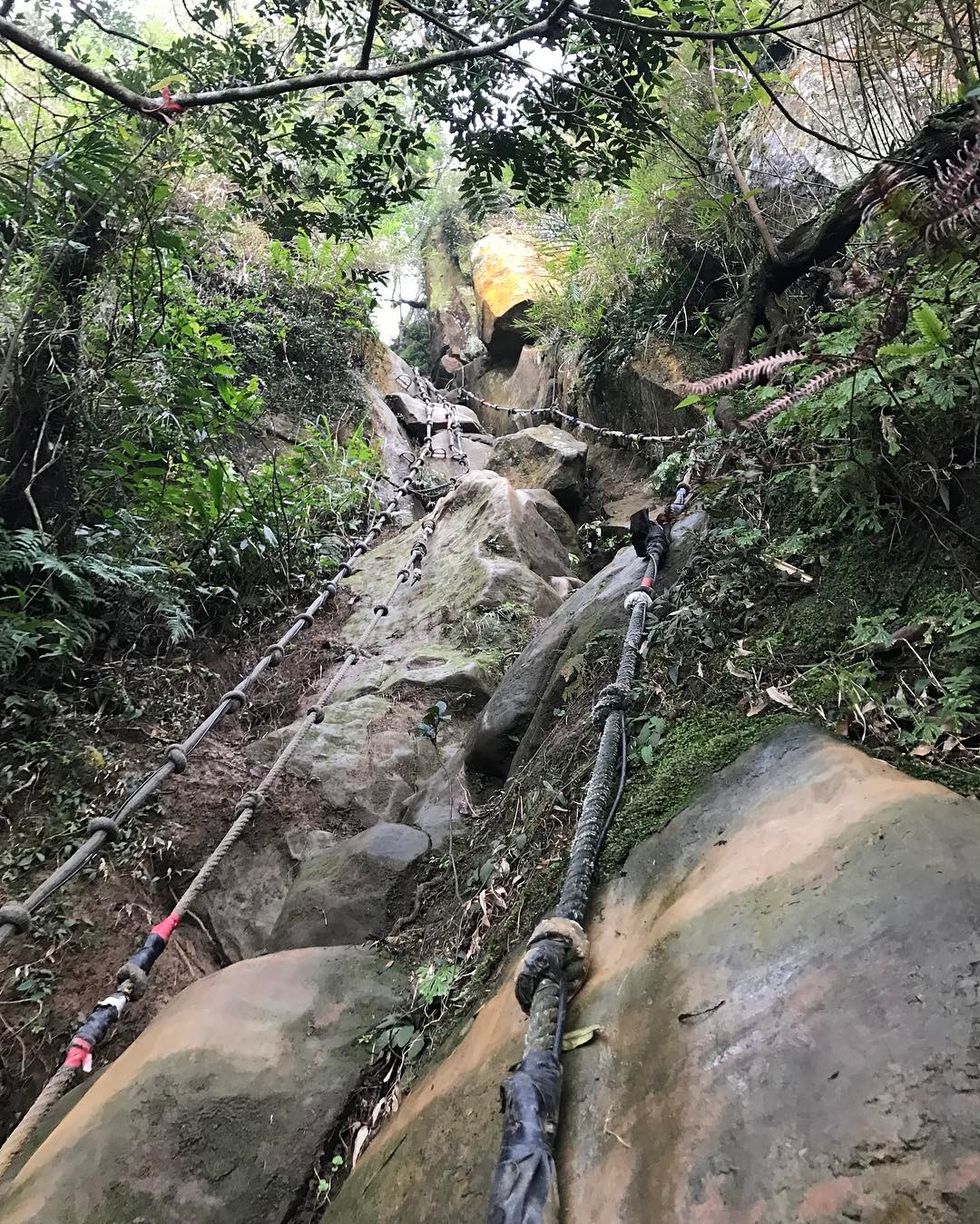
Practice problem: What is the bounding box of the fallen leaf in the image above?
[351,1124,370,1169]
[765,685,797,709]
[726,658,751,679]
[562,1025,603,1052]
[910,743,933,757]
[747,694,768,717]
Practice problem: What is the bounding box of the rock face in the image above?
[467,510,705,778]
[252,474,572,816]
[582,337,703,440]
[739,43,950,191]
[237,468,579,958]
[326,727,980,1223]
[385,391,482,438]
[427,429,493,478]
[271,822,429,949]
[487,425,588,516]
[0,948,402,1224]
[471,233,549,361]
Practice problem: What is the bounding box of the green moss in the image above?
[603,712,796,867]
[772,538,898,660]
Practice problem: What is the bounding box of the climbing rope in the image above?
[0,441,445,948]
[486,467,693,1224]
[0,464,462,1182]
[459,387,702,449]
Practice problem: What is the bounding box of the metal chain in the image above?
[0,444,444,947]
[0,463,462,1179]
[460,387,703,448]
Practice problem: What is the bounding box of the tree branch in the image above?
[568,1,865,44]
[358,0,384,69]
[0,3,572,116]
[708,44,778,261]
[0,15,150,111]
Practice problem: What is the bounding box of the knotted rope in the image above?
[0,460,463,1182]
[0,439,447,948]
[486,472,692,1224]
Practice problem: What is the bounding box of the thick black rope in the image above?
[487,478,690,1224]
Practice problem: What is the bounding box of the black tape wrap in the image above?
[123,932,167,976]
[73,1000,120,1049]
[486,1051,562,1224]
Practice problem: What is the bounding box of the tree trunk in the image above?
[0,219,104,539]
[718,101,976,368]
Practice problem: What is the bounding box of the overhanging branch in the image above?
[0,3,573,117]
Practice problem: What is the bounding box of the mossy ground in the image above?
[603,712,796,867]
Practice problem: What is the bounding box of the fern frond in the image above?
[677,349,805,397]
[856,165,929,224]
[925,195,980,243]
[740,360,864,430]
[931,131,980,214]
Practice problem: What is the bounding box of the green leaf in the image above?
[207,465,225,515]
[912,304,950,348]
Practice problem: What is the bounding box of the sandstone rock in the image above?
[285,828,338,861]
[472,345,554,436]
[423,223,485,381]
[583,338,703,440]
[602,491,653,532]
[550,575,584,600]
[364,335,422,399]
[487,425,588,516]
[341,471,569,649]
[471,233,549,361]
[246,473,571,863]
[427,429,493,477]
[0,948,402,1224]
[466,511,705,778]
[198,837,294,962]
[738,45,949,192]
[327,728,980,1223]
[271,822,430,950]
[249,694,417,827]
[519,487,577,551]
[361,380,414,494]
[385,392,482,439]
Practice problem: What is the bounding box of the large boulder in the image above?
[466,510,705,778]
[427,429,493,478]
[423,223,486,382]
[471,233,549,361]
[326,727,980,1223]
[384,392,482,439]
[244,471,577,882]
[487,425,588,516]
[472,345,554,436]
[738,43,947,192]
[582,338,703,441]
[520,487,577,551]
[271,822,430,949]
[248,693,418,827]
[0,948,402,1224]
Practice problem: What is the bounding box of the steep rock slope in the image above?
[328,727,980,1223]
